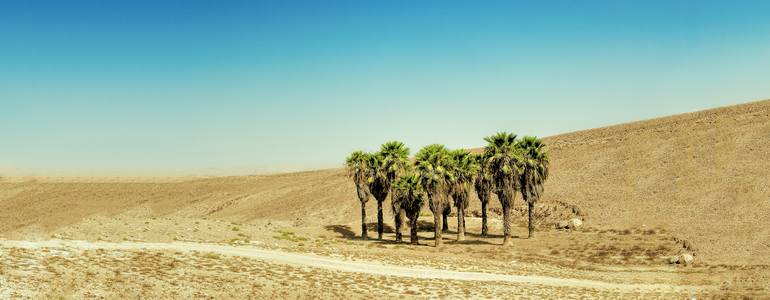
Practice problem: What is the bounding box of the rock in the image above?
[568,218,583,229]
[669,253,695,266]
[668,256,680,264]
[556,221,570,229]
[556,218,583,230]
[679,253,694,266]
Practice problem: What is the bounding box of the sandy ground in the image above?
[0,239,706,292]
[0,214,766,299]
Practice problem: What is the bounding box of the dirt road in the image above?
[0,239,708,293]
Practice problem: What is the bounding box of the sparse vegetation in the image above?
[273,230,308,243]
[201,252,221,260]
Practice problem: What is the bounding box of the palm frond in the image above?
[393,174,425,217]
[518,136,550,202]
[483,132,524,195]
[378,140,412,183]
[414,144,454,192]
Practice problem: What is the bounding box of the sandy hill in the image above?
[540,99,770,264]
[1,99,769,265]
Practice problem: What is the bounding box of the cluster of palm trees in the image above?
[345,132,549,247]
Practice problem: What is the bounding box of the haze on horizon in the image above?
[2,1,770,176]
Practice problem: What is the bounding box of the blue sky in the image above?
[2,1,770,175]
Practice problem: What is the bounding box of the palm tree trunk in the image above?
[400,208,406,241]
[481,200,488,237]
[457,205,465,241]
[527,201,535,238]
[361,202,368,240]
[394,208,403,242]
[502,200,512,246]
[434,203,443,247]
[410,216,419,245]
[442,209,449,233]
[377,199,384,240]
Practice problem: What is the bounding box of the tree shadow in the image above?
[323,223,395,240]
[417,220,435,231]
[323,221,512,247]
[366,222,395,233]
[324,225,356,239]
[466,232,507,239]
[416,220,456,234]
[323,224,516,247]
[446,239,497,246]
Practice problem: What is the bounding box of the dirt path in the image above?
[0,239,708,293]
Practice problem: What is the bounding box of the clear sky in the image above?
[2,1,770,176]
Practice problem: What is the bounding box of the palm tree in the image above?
[345,151,371,239]
[484,132,523,246]
[393,174,425,245]
[365,153,389,240]
[415,144,454,247]
[518,136,550,238]
[449,149,478,241]
[473,153,494,237]
[379,141,411,242]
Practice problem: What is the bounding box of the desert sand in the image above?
[1,100,769,298]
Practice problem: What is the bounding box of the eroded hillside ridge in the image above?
[541,99,770,264]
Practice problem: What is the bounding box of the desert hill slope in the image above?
[1,99,769,264]
[540,99,770,264]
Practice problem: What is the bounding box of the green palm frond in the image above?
[414,144,454,192]
[364,152,391,199]
[518,136,550,201]
[345,150,371,180]
[483,132,524,187]
[472,152,494,200]
[379,140,411,183]
[518,136,550,180]
[449,149,479,187]
[393,174,425,216]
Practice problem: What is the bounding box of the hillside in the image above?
[1,99,769,265]
[541,99,770,264]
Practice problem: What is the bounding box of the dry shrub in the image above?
[489,207,503,216]
[480,200,585,227]
[511,202,579,227]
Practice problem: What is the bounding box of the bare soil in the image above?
[1,99,769,298]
